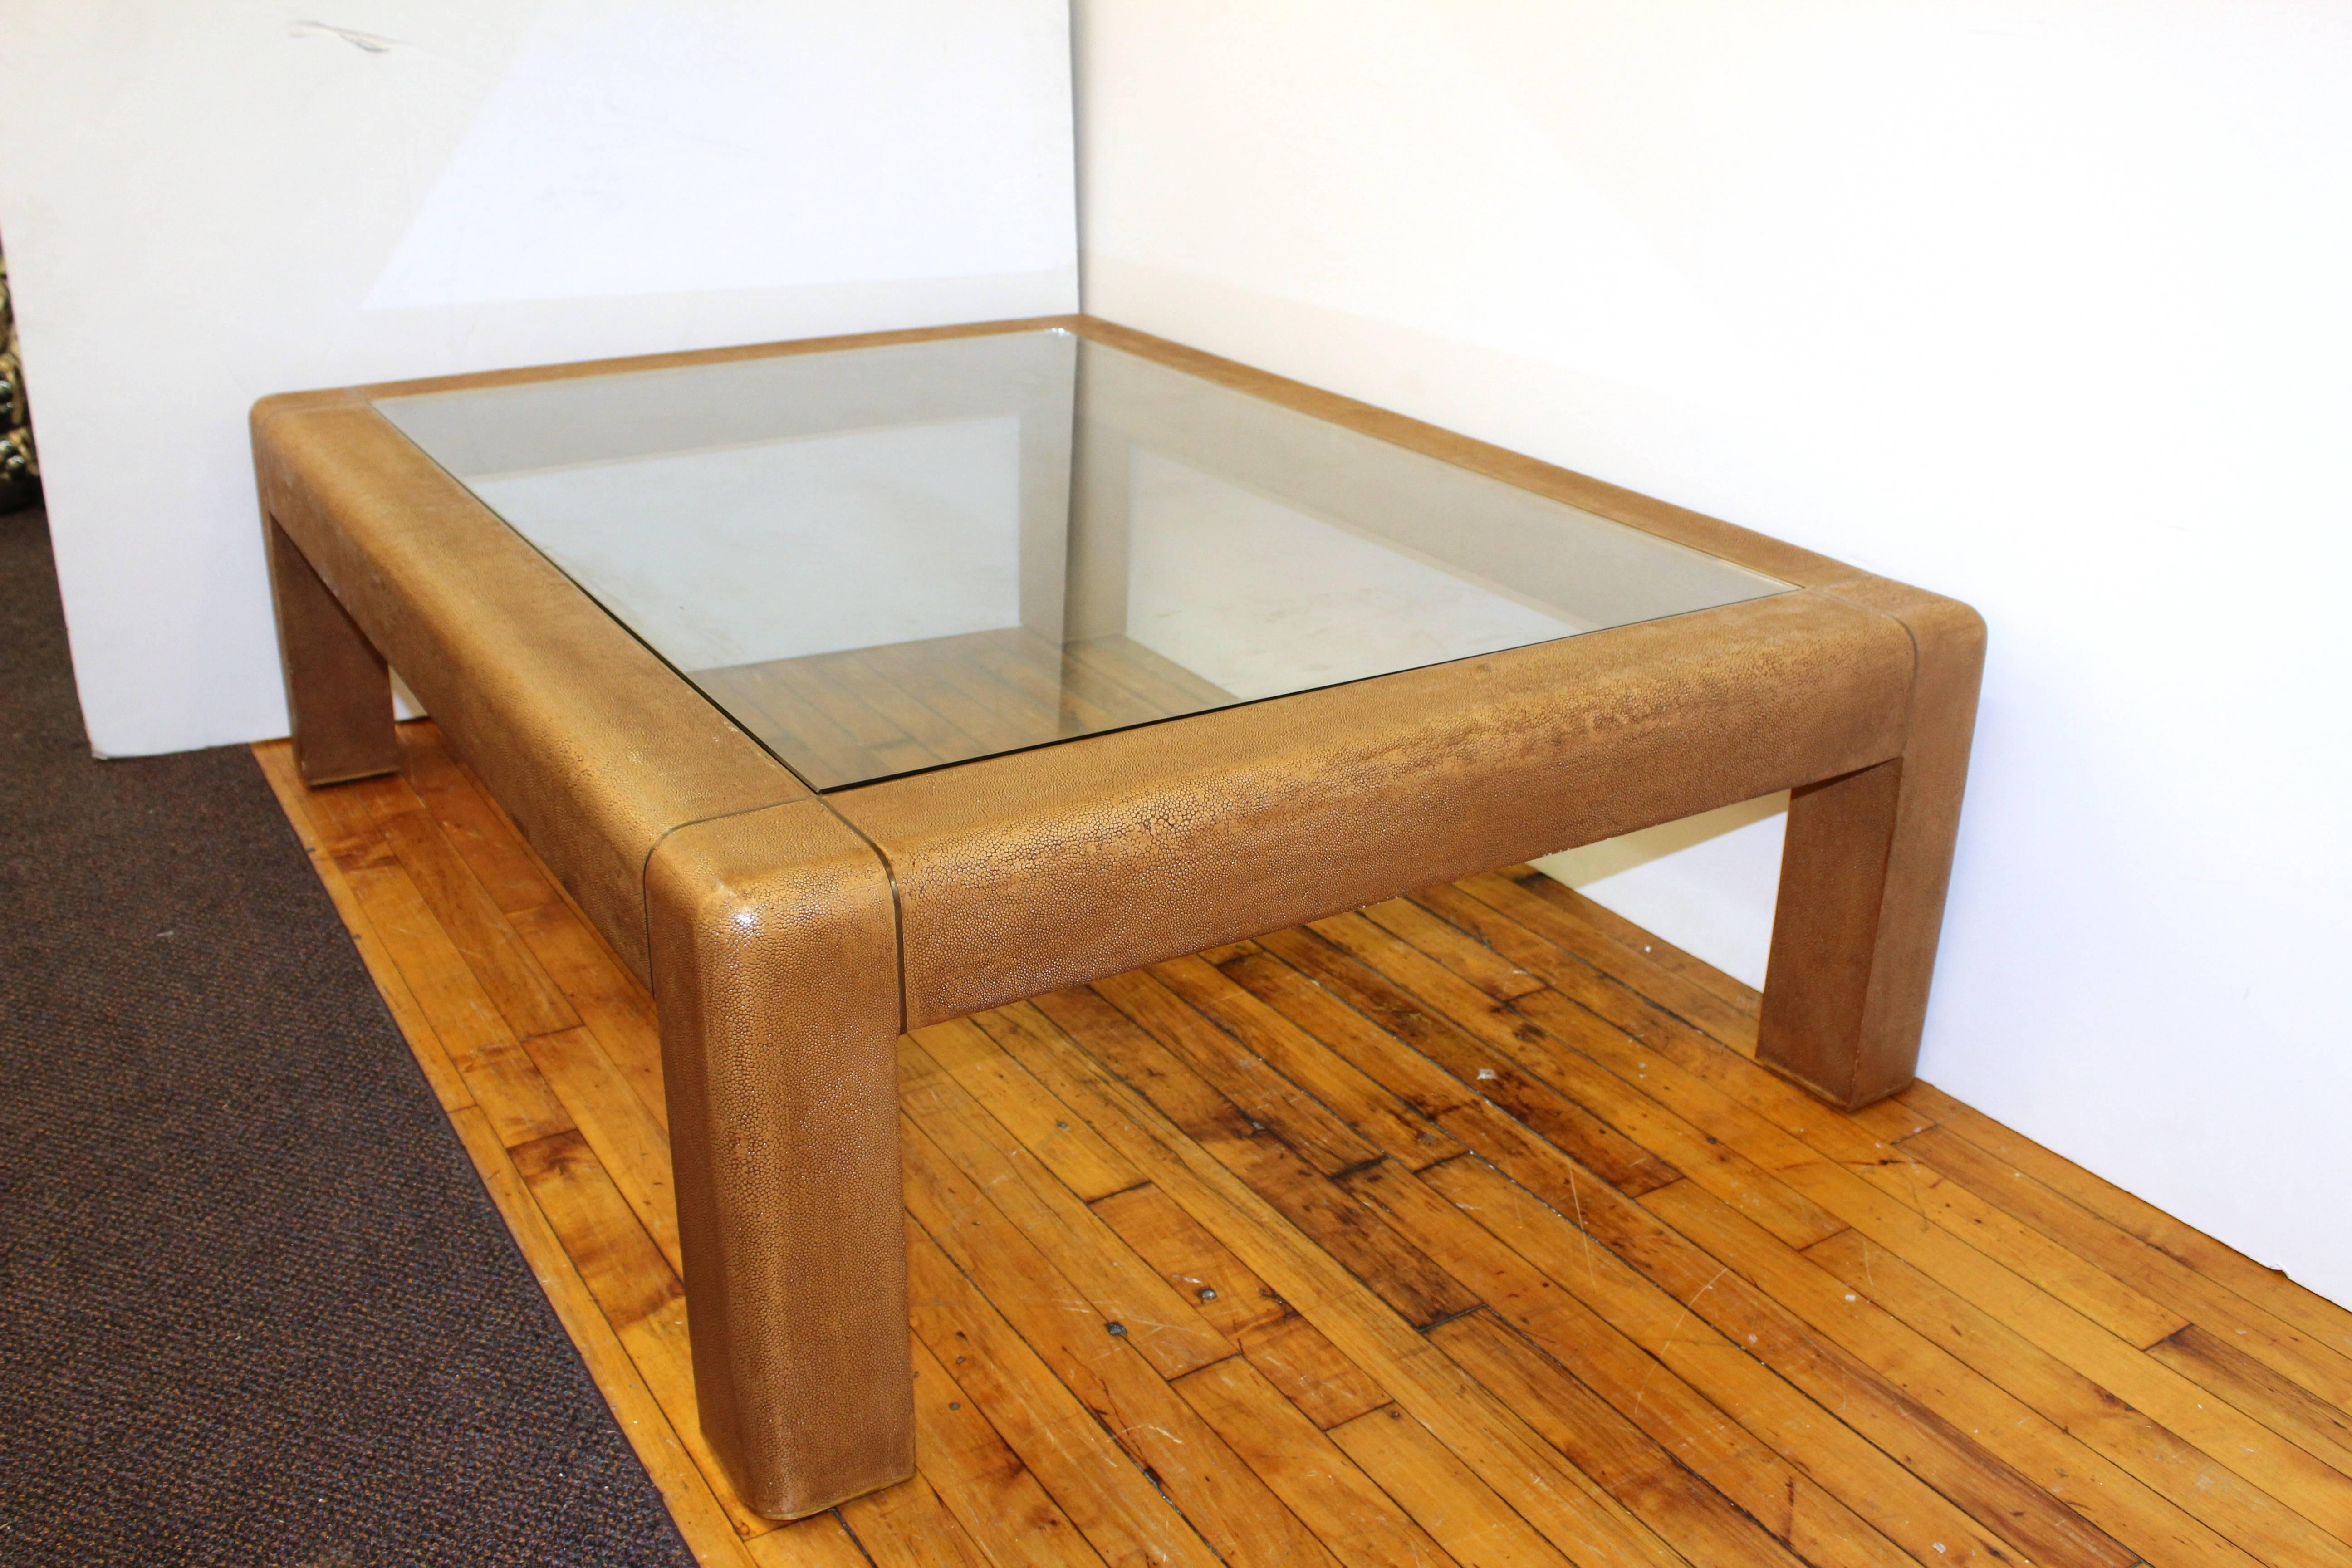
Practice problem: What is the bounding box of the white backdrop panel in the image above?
[0,0,1078,755]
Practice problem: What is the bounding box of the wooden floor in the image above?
[256,722,2352,1568]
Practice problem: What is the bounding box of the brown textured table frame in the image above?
[251,315,1983,1519]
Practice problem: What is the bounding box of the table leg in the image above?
[264,517,401,786]
[646,802,913,1519]
[1757,589,1985,1108]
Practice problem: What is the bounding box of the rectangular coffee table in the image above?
[252,315,1981,1519]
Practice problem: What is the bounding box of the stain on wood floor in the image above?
[257,722,2352,1568]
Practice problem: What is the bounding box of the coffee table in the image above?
[251,315,1982,1519]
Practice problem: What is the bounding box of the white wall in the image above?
[1076,0,2352,1302]
[0,0,1077,756]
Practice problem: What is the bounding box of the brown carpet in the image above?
[0,505,697,1566]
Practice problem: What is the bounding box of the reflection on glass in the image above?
[373,330,1788,790]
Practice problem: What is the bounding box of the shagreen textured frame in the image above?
[252,315,1984,1520]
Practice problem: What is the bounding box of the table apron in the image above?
[826,588,1916,1029]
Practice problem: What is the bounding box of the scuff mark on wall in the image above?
[288,21,403,54]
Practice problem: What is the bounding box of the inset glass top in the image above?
[374,330,1788,790]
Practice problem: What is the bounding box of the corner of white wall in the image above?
[1071,0,2352,1305]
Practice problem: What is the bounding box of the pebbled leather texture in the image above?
[832,588,1917,1030]
[646,801,910,1519]
[263,517,402,787]
[253,391,805,979]
[1759,579,1988,1106]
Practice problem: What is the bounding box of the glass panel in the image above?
[374,329,1788,790]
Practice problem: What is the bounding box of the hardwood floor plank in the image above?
[509,901,669,1133]
[1341,898,1851,1254]
[1889,1079,1971,1123]
[1403,1150,2059,1568]
[1501,988,2242,1512]
[1486,870,1769,1053]
[1304,909,1603,1067]
[1595,1220,2143,1568]
[520,1024,680,1274]
[906,1335,1108,1568]
[508,1129,679,1362]
[396,723,561,916]
[1499,868,1764,1022]
[2147,1323,2352,1481]
[1424,982,1847,1250]
[1023,988,1259,1148]
[693,662,879,789]
[933,631,1078,736]
[1356,897,1548,1003]
[1046,645,1179,731]
[902,1221,1242,1568]
[1395,1162,1912,1568]
[1475,983,2298,1532]
[1646,1179,2274,1568]
[291,765,408,869]
[972,1004,1696,1568]
[1146,953,1464,1171]
[1918,1097,2352,1365]
[1905,1123,2352,1409]
[1058,635,1231,716]
[1505,983,1890,1176]
[1252,927,1680,1196]
[916,1017,1145,1202]
[1856,1153,2188,1350]
[839,1471,995,1568]
[368,793,581,1041]
[854,639,1043,755]
[1823,1232,2298,1539]
[1028,988,1479,1330]
[1089,969,1386,1177]
[1416,880,1928,1150]
[766,656,946,774]
[806,649,989,769]
[1173,1354,1462,1568]
[743,1515,872,1568]
[1211,947,1484,1122]
[1505,982,1891,1175]
[900,1116,1346,1568]
[1818,1157,2352,1550]
[344,860,572,1147]
[1458,870,1761,1054]
[1324,1406,1574,1568]
[1803,1229,2352,1566]
[1089,1183,1292,1342]
[900,1039,1236,1381]
[1235,1311,1391,1432]
[970,630,1147,733]
[1430,1310,1815,1568]
[1182,1137,1478,1332]
[1435,1229,1919,1568]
